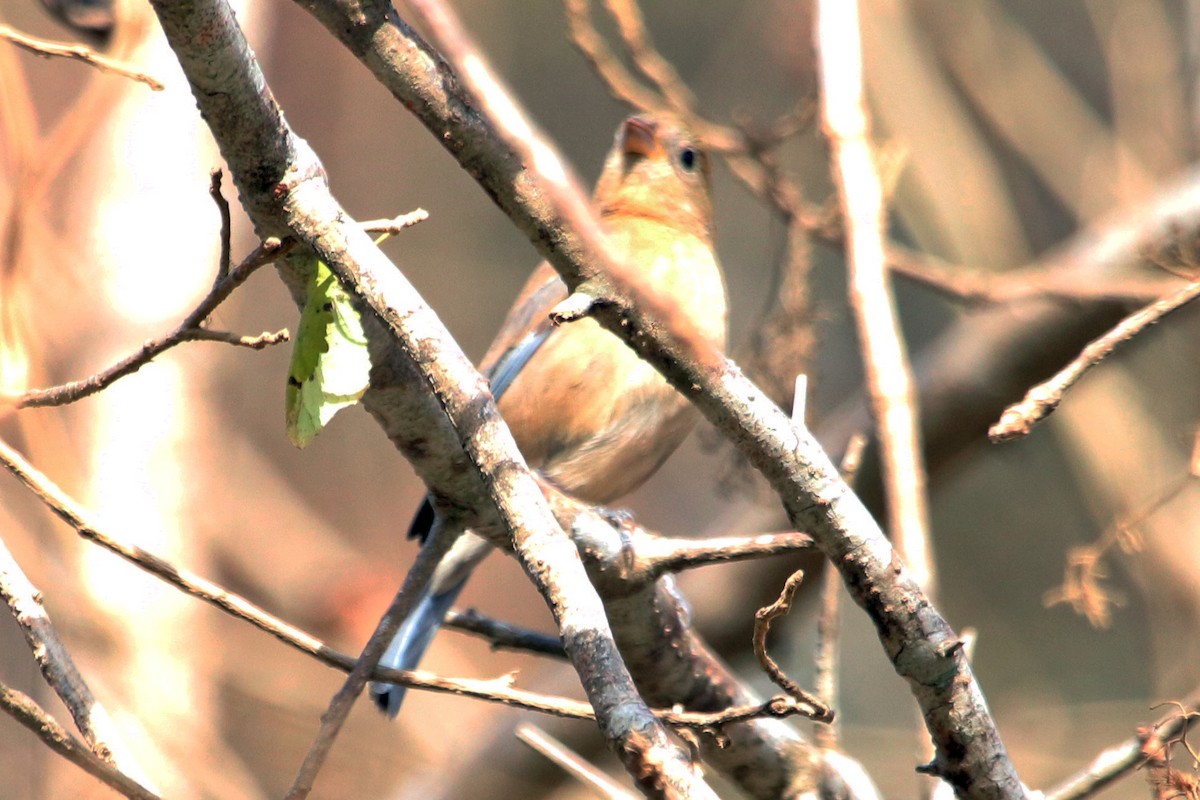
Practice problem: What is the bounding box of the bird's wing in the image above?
[478,262,566,386]
[407,263,565,542]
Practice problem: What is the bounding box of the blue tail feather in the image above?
[369,578,467,718]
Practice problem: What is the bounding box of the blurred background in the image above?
[1,0,1199,797]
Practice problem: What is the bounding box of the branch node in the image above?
[549,291,597,325]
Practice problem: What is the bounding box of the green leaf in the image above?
[285,260,371,448]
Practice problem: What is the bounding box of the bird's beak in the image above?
[622,116,661,159]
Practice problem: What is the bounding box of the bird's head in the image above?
[593,114,713,241]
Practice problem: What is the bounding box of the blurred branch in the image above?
[1046,689,1200,800]
[888,250,1186,305]
[5,237,285,410]
[0,681,159,800]
[820,164,1200,520]
[817,0,934,594]
[517,723,639,800]
[0,22,164,91]
[291,0,1025,796]
[814,433,867,756]
[0,532,143,775]
[990,275,1200,442]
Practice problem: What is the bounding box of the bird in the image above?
[370,113,727,716]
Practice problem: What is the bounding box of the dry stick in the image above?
[209,170,233,284]
[0,682,160,800]
[517,723,640,800]
[753,570,833,722]
[0,533,142,773]
[5,205,425,411]
[0,436,821,733]
[293,0,1024,796]
[990,276,1200,442]
[0,22,165,91]
[1045,690,1200,800]
[8,238,285,409]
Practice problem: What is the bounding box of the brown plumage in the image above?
[371,113,727,717]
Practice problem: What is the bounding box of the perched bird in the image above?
[370,113,727,715]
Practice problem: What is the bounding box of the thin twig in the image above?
[753,570,834,723]
[186,328,290,349]
[1046,691,1200,800]
[0,22,164,91]
[888,249,1185,306]
[816,0,935,597]
[6,238,285,409]
[210,169,233,284]
[445,608,566,658]
[0,436,828,734]
[990,276,1200,442]
[517,723,640,800]
[0,533,144,775]
[0,682,159,800]
[361,208,430,239]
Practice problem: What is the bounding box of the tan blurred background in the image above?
[2,0,1199,797]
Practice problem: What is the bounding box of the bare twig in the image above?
[753,571,834,723]
[517,723,639,800]
[6,237,285,409]
[888,249,1186,306]
[187,328,290,349]
[361,208,430,239]
[445,608,566,658]
[817,0,934,596]
[0,682,159,800]
[0,22,164,91]
[0,435,826,735]
[210,169,234,283]
[0,533,144,776]
[991,276,1200,442]
[1046,691,1200,800]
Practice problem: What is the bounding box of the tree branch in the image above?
[1045,690,1200,800]
[0,532,145,777]
[816,0,934,596]
[0,681,159,800]
[0,22,164,90]
[6,237,285,409]
[990,275,1200,442]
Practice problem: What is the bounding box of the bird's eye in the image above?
[679,147,698,172]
